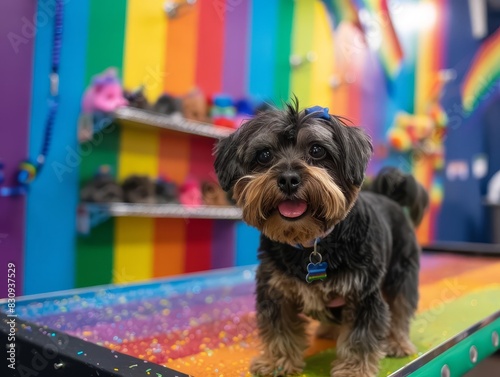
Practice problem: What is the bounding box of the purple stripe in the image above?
[211,220,235,269]
[0,1,36,297]
[222,0,250,97]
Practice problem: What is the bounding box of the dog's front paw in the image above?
[250,355,305,376]
[385,337,417,357]
[330,360,377,377]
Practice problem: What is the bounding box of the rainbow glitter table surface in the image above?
[2,252,500,377]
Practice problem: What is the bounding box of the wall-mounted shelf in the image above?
[115,107,234,139]
[77,202,242,235]
[79,107,235,143]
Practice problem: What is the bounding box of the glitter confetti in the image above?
[4,257,500,377]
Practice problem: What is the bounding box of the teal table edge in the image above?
[392,311,500,376]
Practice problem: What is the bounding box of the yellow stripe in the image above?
[309,1,334,108]
[115,1,166,283]
[290,0,316,107]
[122,0,167,101]
[115,127,159,283]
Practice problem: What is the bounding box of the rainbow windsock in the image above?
[356,0,404,78]
[322,0,362,29]
[462,27,500,113]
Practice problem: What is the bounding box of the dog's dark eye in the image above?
[257,149,273,165]
[309,144,326,159]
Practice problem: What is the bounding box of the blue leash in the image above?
[0,0,64,196]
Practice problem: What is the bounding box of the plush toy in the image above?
[211,94,237,127]
[80,165,123,203]
[82,68,128,114]
[155,177,179,204]
[179,178,203,206]
[153,94,183,115]
[123,86,151,110]
[182,89,209,122]
[122,175,156,204]
[202,181,230,206]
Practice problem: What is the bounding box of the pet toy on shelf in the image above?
[179,178,203,206]
[79,68,128,142]
[153,93,183,115]
[123,85,151,110]
[182,88,209,122]
[80,165,123,203]
[211,94,237,128]
[202,181,231,206]
[82,68,129,114]
[121,175,156,204]
[155,177,179,204]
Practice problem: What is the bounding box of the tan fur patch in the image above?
[233,163,348,244]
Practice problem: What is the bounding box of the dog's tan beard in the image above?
[233,165,347,244]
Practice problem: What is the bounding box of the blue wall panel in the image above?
[25,0,89,294]
[235,222,260,266]
[247,0,279,101]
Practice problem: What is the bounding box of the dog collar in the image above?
[291,225,335,249]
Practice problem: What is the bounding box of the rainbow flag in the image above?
[356,0,404,78]
[322,0,362,29]
[462,27,500,113]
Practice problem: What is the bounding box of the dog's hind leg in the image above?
[385,293,417,357]
[384,250,419,357]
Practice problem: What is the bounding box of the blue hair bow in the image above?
[305,106,330,120]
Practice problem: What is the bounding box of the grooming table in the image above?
[2,252,500,377]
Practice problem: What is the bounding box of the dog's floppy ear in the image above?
[330,117,373,187]
[213,132,244,192]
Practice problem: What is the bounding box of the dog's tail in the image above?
[367,167,429,227]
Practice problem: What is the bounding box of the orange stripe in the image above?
[164,0,200,95]
[153,218,186,277]
[157,131,191,184]
[153,131,191,277]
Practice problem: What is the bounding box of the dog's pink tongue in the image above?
[278,200,307,218]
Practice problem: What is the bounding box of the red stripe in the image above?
[184,136,218,273]
[185,219,213,272]
[189,136,217,181]
[195,0,225,95]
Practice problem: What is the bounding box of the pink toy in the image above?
[82,68,128,113]
[179,178,203,206]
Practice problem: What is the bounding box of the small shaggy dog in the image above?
[214,101,428,377]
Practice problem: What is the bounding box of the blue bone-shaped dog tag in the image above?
[306,261,328,283]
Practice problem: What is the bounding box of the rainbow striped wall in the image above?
[23,0,458,294]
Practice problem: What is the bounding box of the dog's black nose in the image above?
[278,172,301,195]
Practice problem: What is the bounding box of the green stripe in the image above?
[76,0,128,288]
[273,0,295,104]
[289,0,315,106]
